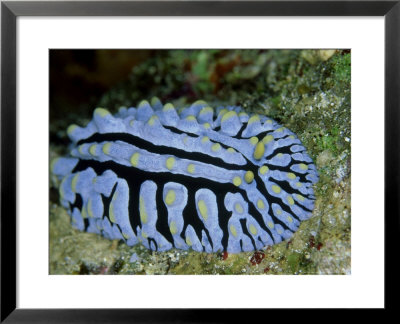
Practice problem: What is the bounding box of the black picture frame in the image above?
[1,0,398,321]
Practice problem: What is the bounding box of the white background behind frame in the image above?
[17,17,384,308]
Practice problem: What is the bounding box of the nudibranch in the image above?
[51,99,318,253]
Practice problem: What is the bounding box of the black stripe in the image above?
[101,183,117,222]
[163,125,198,137]
[77,132,247,170]
[70,192,83,211]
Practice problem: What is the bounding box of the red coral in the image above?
[221,251,229,261]
[250,251,265,265]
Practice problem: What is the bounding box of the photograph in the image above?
[49,49,351,275]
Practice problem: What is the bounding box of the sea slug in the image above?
[51,98,318,253]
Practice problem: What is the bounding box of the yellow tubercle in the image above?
[130,153,140,167]
[89,144,97,156]
[253,141,265,160]
[233,176,242,187]
[197,200,208,221]
[102,142,112,155]
[211,143,221,152]
[221,110,238,123]
[164,190,176,206]
[94,107,110,117]
[187,164,195,174]
[250,136,259,145]
[257,199,265,209]
[271,185,281,194]
[230,224,238,237]
[166,157,175,170]
[139,196,148,224]
[169,221,178,235]
[249,224,257,235]
[235,203,244,214]
[163,103,175,111]
[244,171,254,184]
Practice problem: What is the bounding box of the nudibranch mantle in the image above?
[51,98,318,253]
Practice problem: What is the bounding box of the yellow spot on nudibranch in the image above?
[296,194,305,202]
[141,231,148,238]
[163,103,175,111]
[235,203,244,214]
[201,136,210,143]
[287,172,296,180]
[239,112,248,118]
[138,100,150,108]
[262,134,274,144]
[130,153,140,167]
[67,124,78,136]
[139,196,148,224]
[78,145,85,155]
[271,185,281,194]
[197,200,208,221]
[81,206,87,219]
[199,106,213,115]
[287,195,295,205]
[244,171,254,184]
[50,158,59,173]
[218,108,228,117]
[268,221,274,229]
[227,147,236,153]
[230,224,238,237]
[187,164,195,174]
[71,173,79,192]
[253,141,265,160]
[211,143,221,152]
[287,216,293,223]
[221,110,238,122]
[277,153,283,158]
[94,107,110,117]
[259,165,269,175]
[150,97,160,107]
[233,176,242,187]
[102,142,111,155]
[148,115,158,125]
[186,115,196,121]
[248,115,260,124]
[250,136,259,145]
[89,144,97,156]
[186,236,192,246]
[289,135,295,139]
[87,198,94,218]
[193,100,208,107]
[266,119,273,124]
[276,127,284,132]
[109,201,116,223]
[276,208,282,215]
[122,232,130,240]
[257,199,265,209]
[277,228,283,234]
[299,163,308,170]
[169,221,178,235]
[296,182,302,187]
[166,157,175,170]
[203,123,211,129]
[164,190,176,206]
[249,224,257,235]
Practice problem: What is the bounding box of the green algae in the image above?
[49,49,351,275]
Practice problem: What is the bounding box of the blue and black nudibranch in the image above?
[51,98,318,253]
